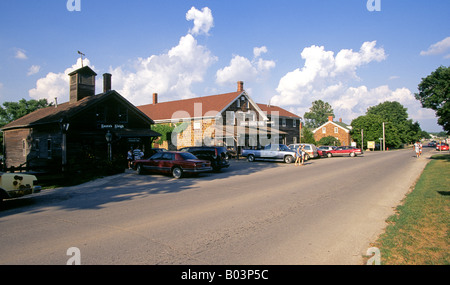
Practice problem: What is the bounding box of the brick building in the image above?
[313,116,353,146]
[137,81,301,150]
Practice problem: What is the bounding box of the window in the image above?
[236,99,240,108]
[118,106,128,123]
[22,139,27,157]
[35,139,40,158]
[293,120,296,128]
[334,127,339,133]
[96,106,107,122]
[322,127,326,134]
[47,139,52,159]
[282,118,286,127]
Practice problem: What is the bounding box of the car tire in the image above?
[172,167,183,179]
[136,164,145,175]
[284,155,294,164]
[327,153,333,158]
[247,154,255,162]
[350,152,356,157]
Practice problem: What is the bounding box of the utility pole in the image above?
[361,129,364,153]
[382,122,386,151]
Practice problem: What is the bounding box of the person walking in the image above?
[414,141,420,158]
[295,146,302,166]
[127,148,133,169]
[300,145,306,165]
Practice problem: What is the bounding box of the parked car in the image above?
[179,146,230,172]
[0,172,42,205]
[133,151,212,178]
[326,146,362,157]
[436,143,449,151]
[317,146,336,157]
[288,143,319,160]
[428,141,437,147]
[242,144,297,163]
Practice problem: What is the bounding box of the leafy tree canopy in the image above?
[317,136,340,146]
[415,65,450,133]
[303,100,334,129]
[0,98,51,127]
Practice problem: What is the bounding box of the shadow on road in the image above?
[0,159,282,215]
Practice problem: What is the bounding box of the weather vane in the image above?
[77,51,85,67]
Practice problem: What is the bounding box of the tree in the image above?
[317,136,340,146]
[415,65,450,133]
[303,100,334,129]
[0,98,51,127]
[354,101,422,148]
[300,127,316,144]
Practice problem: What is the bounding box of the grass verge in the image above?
[367,154,449,265]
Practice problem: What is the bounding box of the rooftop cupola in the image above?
[68,66,97,103]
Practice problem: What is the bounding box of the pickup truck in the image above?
[241,144,297,163]
[0,172,42,205]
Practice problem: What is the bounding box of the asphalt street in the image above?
[0,147,436,265]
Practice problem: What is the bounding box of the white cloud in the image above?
[27,65,41,76]
[29,58,94,103]
[270,41,433,123]
[111,34,217,105]
[186,7,214,36]
[15,49,28,60]
[216,47,275,86]
[253,46,268,58]
[420,36,450,56]
[29,7,218,106]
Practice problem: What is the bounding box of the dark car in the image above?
[179,146,230,171]
[327,146,362,157]
[133,151,212,178]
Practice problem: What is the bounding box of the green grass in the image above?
[368,154,450,265]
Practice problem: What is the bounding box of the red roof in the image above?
[137,91,242,121]
[257,104,301,118]
[137,91,301,121]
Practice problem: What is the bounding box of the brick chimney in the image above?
[103,73,112,93]
[237,81,244,92]
[153,93,158,104]
[328,116,333,122]
[339,118,342,123]
[68,66,97,104]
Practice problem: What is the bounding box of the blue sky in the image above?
[0,0,449,132]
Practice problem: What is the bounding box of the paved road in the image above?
[0,148,435,265]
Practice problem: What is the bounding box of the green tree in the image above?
[0,98,51,127]
[303,100,334,129]
[300,127,316,144]
[317,136,340,146]
[415,65,450,134]
[355,101,422,148]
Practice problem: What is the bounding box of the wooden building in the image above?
[1,66,160,173]
[137,81,301,150]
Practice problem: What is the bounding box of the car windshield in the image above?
[179,152,198,160]
[279,145,291,151]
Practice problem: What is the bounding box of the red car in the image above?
[133,151,212,178]
[436,143,449,151]
[327,146,362,157]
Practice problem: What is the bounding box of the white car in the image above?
[288,143,319,160]
[0,172,42,205]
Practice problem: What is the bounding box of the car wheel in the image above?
[172,167,183,179]
[350,152,356,157]
[327,153,333,158]
[247,154,255,162]
[136,164,145,175]
[284,155,294,164]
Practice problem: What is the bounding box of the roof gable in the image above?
[313,120,352,134]
[257,104,301,118]
[1,91,154,130]
[138,91,252,121]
